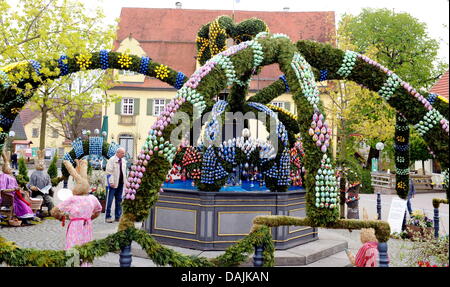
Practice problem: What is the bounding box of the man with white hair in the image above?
[105,147,127,223]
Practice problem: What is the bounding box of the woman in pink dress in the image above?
[1,151,35,222]
[51,159,102,266]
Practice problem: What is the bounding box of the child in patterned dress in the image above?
[51,159,102,267]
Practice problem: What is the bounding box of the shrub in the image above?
[360,169,374,194]
[16,157,29,188]
[47,154,58,180]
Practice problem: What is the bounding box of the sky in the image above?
[89,0,449,63]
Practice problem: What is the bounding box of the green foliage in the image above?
[341,8,447,90]
[16,156,29,188]
[0,0,118,149]
[432,198,448,209]
[410,131,433,163]
[295,40,448,170]
[394,115,410,199]
[253,215,391,242]
[0,225,274,267]
[360,169,374,194]
[394,235,449,267]
[47,154,58,181]
[196,16,269,65]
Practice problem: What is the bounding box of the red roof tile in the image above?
[114,8,336,90]
[19,106,40,126]
[430,71,449,100]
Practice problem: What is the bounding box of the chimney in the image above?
[175,2,182,9]
[283,7,290,12]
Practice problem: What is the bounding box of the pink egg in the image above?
[141,167,146,173]
[157,131,162,136]
[143,160,148,166]
[321,145,327,153]
[146,155,151,160]
[316,140,322,147]
[154,147,159,151]
[317,120,323,128]
[149,150,154,155]
[135,184,140,189]
[130,194,135,200]
[131,165,136,171]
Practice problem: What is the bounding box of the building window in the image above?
[119,70,138,76]
[32,128,39,138]
[153,99,165,116]
[50,128,58,138]
[119,134,134,159]
[270,102,284,108]
[122,98,134,115]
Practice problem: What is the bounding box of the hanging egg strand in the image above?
[309,111,332,153]
[314,154,339,209]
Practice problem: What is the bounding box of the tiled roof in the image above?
[430,71,449,100]
[18,104,102,140]
[114,8,336,90]
[10,115,27,140]
[19,106,40,126]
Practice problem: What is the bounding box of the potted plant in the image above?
[89,170,108,213]
[405,210,434,239]
[92,187,107,213]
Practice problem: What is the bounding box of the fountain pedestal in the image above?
[144,184,317,251]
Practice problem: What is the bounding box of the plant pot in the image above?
[405,224,433,239]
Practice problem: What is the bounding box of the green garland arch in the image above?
[0,20,448,231]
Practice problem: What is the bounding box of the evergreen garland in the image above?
[394,114,410,199]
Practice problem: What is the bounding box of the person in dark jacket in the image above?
[10,152,18,170]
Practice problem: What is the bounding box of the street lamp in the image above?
[376,142,385,172]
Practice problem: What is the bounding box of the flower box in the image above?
[405,224,433,239]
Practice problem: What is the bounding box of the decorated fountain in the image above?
[142,93,333,250]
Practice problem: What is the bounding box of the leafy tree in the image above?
[342,8,447,90]
[410,132,433,175]
[0,0,118,150]
[335,9,447,169]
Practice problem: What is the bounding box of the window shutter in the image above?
[133,98,140,115]
[115,101,122,115]
[284,102,290,111]
[147,99,153,116]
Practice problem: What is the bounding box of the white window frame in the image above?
[153,99,165,116]
[271,101,284,108]
[121,98,134,115]
[119,70,138,76]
